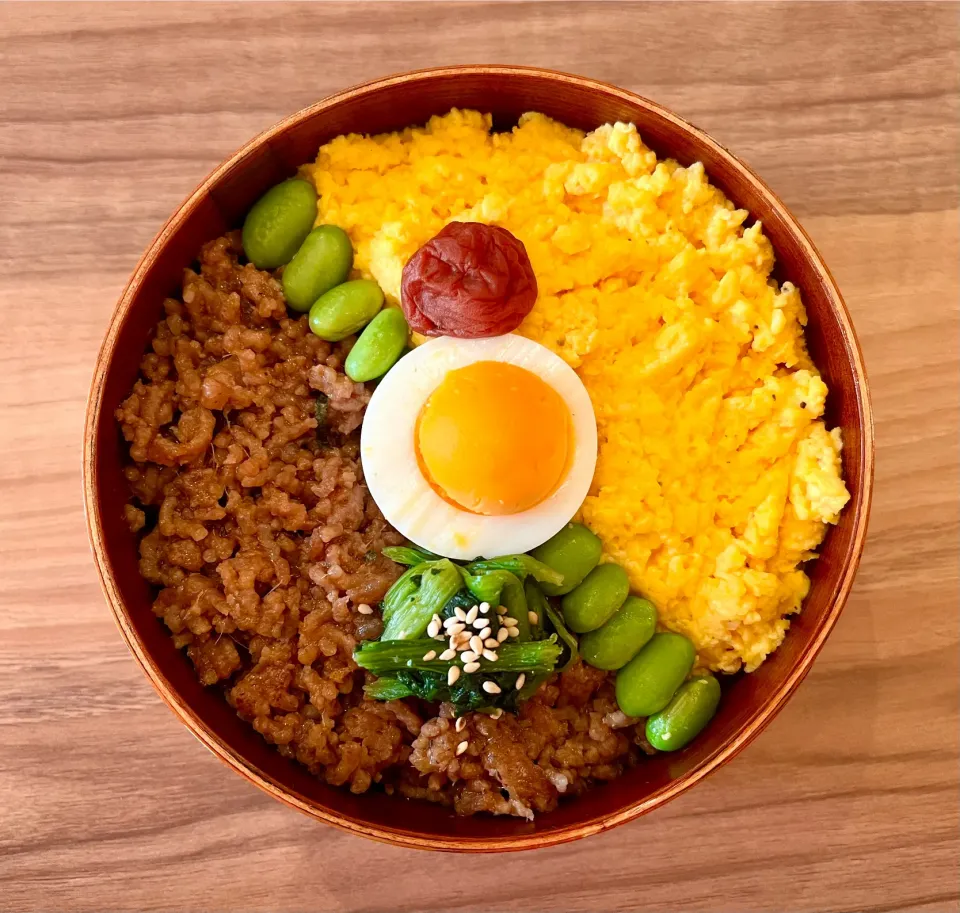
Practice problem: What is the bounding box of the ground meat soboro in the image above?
[117,232,650,816]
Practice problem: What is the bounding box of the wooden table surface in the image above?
[1,3,958,911]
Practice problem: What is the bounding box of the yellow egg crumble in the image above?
[306,109,850,672]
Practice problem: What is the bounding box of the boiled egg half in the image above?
[361,334,597,560]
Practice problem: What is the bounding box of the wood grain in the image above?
[1,1,957,910]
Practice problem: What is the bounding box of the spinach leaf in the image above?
[440,588,478,621]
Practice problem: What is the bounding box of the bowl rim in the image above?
[83,64,875,852]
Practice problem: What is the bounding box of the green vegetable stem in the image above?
[543,601,579,672]
[380,559,462,641]
[500,575,531,642]
[466,555,563,587]
[468,568,522,604]
[382,545,440,567]
[354,637,562,677]
[362,678,416,701]
[524,578,548,640]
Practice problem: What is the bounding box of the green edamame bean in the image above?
[579,595,657,670]
[530,523,602,596]
[560,562,629,633]
[308,279,384,342]
[345,308,409,382]
[242,178,317,269]
[645,675,721,752]
[615,632,696,718]
[282,225,354,312]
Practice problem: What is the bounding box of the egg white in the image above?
[361,334,598,561]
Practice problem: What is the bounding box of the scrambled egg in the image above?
[307,110,850,672]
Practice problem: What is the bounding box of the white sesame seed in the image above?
[454,607,467,622]
[528,611,539,625]
[507,626,520,639]
[439,648,457,661]
[447,622,465,636]
[422,650,437,661]
[472,617,488,629]
[461,651,479,663]
[479,602,491,613]
[482,649,499,662]
[482,681,501,695]
[490,708,503,719]
[470,635,484,653]
[447,666,461,686]
[443,616,459,629]
[477,626,491,640]
[484,638,500,649]
[465,606,479,624]
[456,740,469,756]
[515,673,526,690]
[455,717,466,732]
[426,619,441,638]
[502,616,518,626]
[357,603,373,615]
[497,628,509,643]
[463,661,481,674]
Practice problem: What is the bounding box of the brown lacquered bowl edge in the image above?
[83,65,875,853]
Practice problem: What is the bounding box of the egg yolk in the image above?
[415,361,571,516]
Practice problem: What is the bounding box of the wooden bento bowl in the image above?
[84,66,874,852]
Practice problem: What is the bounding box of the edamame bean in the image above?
[242,178,317,269]
[308,279,384,342]
[345,308,409,382]
[645,675,721,752]
[615,632,696,718]
[579,595,657,670]
[530,523,602,596]
[282,225,354,312]
[560,562,629,633]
